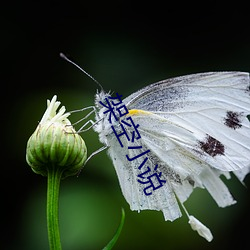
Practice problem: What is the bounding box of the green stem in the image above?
[47,165,63,250]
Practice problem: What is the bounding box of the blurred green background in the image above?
[2,2,250,250]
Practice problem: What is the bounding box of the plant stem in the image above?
[47,165,63,250]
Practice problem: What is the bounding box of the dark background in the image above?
[2,1,250,250]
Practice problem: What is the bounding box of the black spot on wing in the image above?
[187,177,195,186]
[246,84,250,94]
[199,135,225,157]
[224,111,243,130]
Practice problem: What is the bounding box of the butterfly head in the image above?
[93,90,120,146]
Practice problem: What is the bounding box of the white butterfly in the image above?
[88,72,250,241]
[59,53,249,241]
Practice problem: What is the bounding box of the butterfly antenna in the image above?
[60,53,104,91]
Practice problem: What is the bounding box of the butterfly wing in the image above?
[107,110,238,221]
[123,72,250,173]
[106,130,183,221]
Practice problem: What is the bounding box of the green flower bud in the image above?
[26,95,87,178]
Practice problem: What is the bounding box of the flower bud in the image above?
[26,95,87,178]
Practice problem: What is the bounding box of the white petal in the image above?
[40,95,58,123]
[40,95,71,125]
[188,215,213,242]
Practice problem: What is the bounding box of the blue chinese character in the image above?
[137,165,166,196]
[111,117,141,147]
[126,146,150,161]
[99,93,129,123]
[121,117,141,142]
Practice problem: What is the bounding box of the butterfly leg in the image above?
[77,119,96,132]
[70,106,96,126]
[69,106,101,132]
[85,145,108,165]
[70,105,96,114]
[77,145,108,176]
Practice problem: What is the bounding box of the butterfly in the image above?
[91,71,250,241]
[60,55,250,241]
